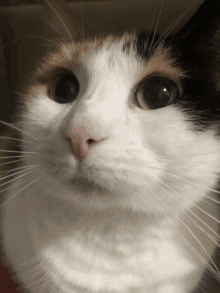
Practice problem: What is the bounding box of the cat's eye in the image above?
[49,73,80,104]
[134,76,179,110]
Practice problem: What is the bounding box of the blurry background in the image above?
[0,0,108,7]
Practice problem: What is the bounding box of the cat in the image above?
[1,0,220,292]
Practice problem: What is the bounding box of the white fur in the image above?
[2,38,220,293]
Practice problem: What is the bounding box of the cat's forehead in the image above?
[35,33,186,86]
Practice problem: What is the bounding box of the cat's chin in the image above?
[63,180,123,211]
[67,176,109,195]
[52,165,133,210]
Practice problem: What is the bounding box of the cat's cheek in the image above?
[22,95,72,140]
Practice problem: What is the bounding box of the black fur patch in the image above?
[168,0,220,132]
[132,0,220,133]
[133,30,161,60]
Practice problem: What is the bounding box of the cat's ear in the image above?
[42,0,82,42]
[176,0,220,40]
[173,0,220,86]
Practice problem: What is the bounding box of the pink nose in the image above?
[66,125,102,161]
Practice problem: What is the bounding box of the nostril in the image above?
[65,128,106,161]
[86,138,96,145]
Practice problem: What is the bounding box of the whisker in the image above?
[156,152,220,160]
[0,178,41,210]
[16,121,44,127]
[25,35,61,46]
[0,166,37,182]
[158,178,220,241]
[155,184,220,278]
[144,1,157,54]
[166,182,220,225]
[0,149,36,154]
[177,223,220,282]
[160,169,220,203]
[0,136,32,143]
[185,213,220,249]
[153,0,197,52]
[0,165,39,176]
[147,187,220,281]
[0,155,32,159]
[0,167,36,190]
[44,0,74,43]
[0,158,32,167]
[148,0,165,55]
[16,177,46,206]
[149,165,220,202]
[1,34,61,51]
[80,0,85,43]
[0,120,40,141]
[0,135,33,146]
[157,152,220,159]
[0,179,26,196]
[176,216,220,275]
[13,90,35,101]
[201,195,220,205]
[48,22,69,47]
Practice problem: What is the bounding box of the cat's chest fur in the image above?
[41,220,186,292]
[4,172,215,293]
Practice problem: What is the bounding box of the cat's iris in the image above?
[49,73,80,104]
[135,76,179,110]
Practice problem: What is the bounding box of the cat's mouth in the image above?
[66,170,110,195]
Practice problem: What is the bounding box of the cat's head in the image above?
[19,0,220,214]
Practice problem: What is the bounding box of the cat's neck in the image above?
[35,186,175,239]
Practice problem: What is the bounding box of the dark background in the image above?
[0,0,112,7]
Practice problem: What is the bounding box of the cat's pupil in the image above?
[50,73,80,104]
[135,76,178,110]
[144,81,170,109]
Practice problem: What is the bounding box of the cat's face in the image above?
[19,1,220,215]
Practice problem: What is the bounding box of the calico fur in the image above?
[1,0,220,292]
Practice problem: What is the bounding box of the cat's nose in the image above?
[66,126,103,161]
